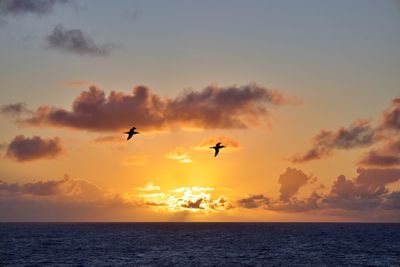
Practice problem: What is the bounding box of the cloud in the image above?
[45,25,113,56]
[237,167,400,219]
[136,182,160,192]
[323,168,400,210]
[383,191,400,210]
[166,146,192,163]
[0,102,31,117]
[237,194,270,209]
[193,136,240,150]
[278,167,315,202]
[292,120,377,163]
[181,198,203,209]
[60,80,99,89]
[381,98,400,130]
[0,175,104,198]
[13,83,293,132]
[137,184,233,211]
[6,135,63,162]
[292,98,400,163]
[359,138,400,167]
[0,175,137,221]
[0,0,71,17]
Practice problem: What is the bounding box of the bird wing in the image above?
[127,133,133,140]
[214,148,219,157]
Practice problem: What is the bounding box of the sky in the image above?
[0,0,399,222]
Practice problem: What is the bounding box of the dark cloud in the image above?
[0,102,31,117]
[270,193,322,213]
[382,98,400,130]
[46,25,113,56]
[6,135,63,162]
[322,168,400,210]
[165,83,290,129]
[0,0,70,16]
[278,167,315,202]
[16,83,292,132]
[359,138,400,166]
[0,176,138,221]
[237,194,270,209]
[0,175,104,197]
[181,198,203,209]
[383,191,400,210]
[292,98,400,163]
[292,120,377,163]
[237,167,400,218]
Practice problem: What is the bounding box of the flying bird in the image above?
[210,142,225,157]
[125,127,140,140]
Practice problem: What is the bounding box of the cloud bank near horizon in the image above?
[1,166,399,221]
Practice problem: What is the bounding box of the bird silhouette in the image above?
[210,142,225,157]
[124,127,140,140]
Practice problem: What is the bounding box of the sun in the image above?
[135,183,233,212]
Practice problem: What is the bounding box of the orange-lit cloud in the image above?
[12,83,293,132]
[136,182,161,192]
[137,184,233,212]
[359,138,400,167]
[278,167,316,202]
[166,146,192,163]
[60,80,99,89]
[6,135,63,162]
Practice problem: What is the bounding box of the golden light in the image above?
[135,183,233,212]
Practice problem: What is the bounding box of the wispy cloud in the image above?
[1,102,31,117]
[0,0,71,17]
[291,98,400,163]
[45,25,113,56]
[60,80,99,89]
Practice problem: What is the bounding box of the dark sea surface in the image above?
[0,223,399,266]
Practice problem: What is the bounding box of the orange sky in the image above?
[0,1,399,222]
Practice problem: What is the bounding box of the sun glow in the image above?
[136,183,233,212]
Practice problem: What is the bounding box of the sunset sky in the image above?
[0,0,399,222]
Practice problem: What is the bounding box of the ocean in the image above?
[0,223,399,266]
